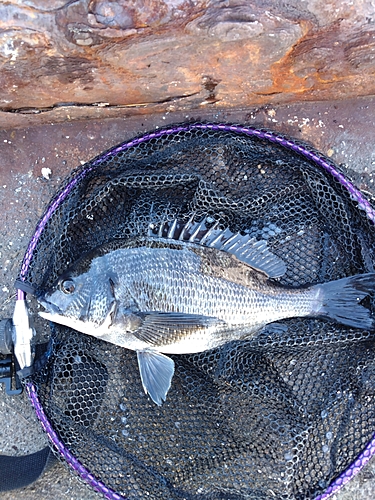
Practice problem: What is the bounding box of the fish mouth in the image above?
[38,297,62,317]
[39,302,64,324]
[38,301,84,332]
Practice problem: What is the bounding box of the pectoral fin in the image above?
[137,350,175,405]
[133,311,227,345]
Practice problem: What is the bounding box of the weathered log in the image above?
[0,0,374,127]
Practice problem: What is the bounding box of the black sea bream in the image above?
[38,217,375,405]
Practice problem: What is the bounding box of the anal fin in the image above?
[137,350,175,405]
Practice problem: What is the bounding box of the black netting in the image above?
[20,124,375,499]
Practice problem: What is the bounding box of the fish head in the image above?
[38,266,118,336]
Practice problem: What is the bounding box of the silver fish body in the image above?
[66,245,316,351]
[39,219,375,405]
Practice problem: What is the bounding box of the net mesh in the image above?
[20,124,375,499]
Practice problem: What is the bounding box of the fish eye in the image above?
[60,279,76,294]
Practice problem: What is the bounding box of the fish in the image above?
[38,216,375,405]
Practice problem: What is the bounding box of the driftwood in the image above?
[0,0,374,127]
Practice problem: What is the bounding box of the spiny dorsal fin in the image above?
[148,217,286,278]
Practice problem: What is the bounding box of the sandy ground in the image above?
[1,100,375,498]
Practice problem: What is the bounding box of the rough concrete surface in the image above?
[0,98,375,498]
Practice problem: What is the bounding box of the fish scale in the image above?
[38,219,375,405]
[107,246,313,327]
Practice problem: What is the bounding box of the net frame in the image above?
[15,122,375,500]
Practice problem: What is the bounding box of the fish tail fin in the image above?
[313,273,375,329]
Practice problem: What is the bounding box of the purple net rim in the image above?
[26,382,126,500]
[314,436,375,500]
[19,122,375,499]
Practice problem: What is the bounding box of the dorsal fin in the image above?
[148,217,286,279]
